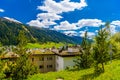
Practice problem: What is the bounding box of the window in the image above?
[39,65,44,69]
[47,65,53,68]
[39,57,44,61]
[47,57,52,60]
[32,58,34,62]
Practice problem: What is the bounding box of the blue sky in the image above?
[0,0,120,38]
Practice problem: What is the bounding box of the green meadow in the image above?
[28,59,120,80]
[25,42,73,49]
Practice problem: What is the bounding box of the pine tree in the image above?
[92,23,110,73]
[74,31,92,69]
[10,30,38,80]
[17,30,28,47]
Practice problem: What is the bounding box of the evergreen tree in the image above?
[110,32,120,59]
[17,30,28,47]
[9,30,38,80]
[92,23,111,73]
[74,31,92,69]
[10,51,38,80]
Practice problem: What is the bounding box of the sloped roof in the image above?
[52,47,80,57]
[0,51,19,59]
[30,46,81,57]
[31,49,54,56]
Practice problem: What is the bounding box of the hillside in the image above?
[28,59,120,80]
[0,18,82,45]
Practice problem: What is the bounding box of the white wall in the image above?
[55,55,76,71]
[55,55,64,71]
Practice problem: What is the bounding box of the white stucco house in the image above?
[55,55,77,71]
[53,47,80,71]
[29,46,80,73]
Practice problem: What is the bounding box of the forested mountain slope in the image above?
[0,18,82,45]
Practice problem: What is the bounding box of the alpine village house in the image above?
[0,45,80,73]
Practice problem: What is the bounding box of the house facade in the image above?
[29,46,80,73]
[55,47,80,71]
[30,49,56,73]
[55,55,76,71]
[0,46,80,73]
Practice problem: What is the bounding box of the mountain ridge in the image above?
[0,17,82,45]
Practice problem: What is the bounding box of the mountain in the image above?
[0,18,82,45]
[71,36,83,43]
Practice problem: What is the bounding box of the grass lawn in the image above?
[28,59,120,80]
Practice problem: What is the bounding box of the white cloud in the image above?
[37,13,62,21]
[27,19,56,28]
[41,20,56,26]
[0,8,5,12]
[79,31,86,37]
[28,0,120,38]
[63,30,96,38]
[27,19,44,28]
[95,30,98,33]
[4,17,22,23]
[54,21,78,30]
[53,19,104,30]
[79,31,95,39]
[110,25,117,34]
[76,19,104,28]
[111,20,120,26]
[28,0,87,28]
[110,20,120,34]
[37,0,87,14]
[28,13,60,28]
[63,31,78,36]
[59,20,120,38]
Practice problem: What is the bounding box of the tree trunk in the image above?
[101,63,104,72]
